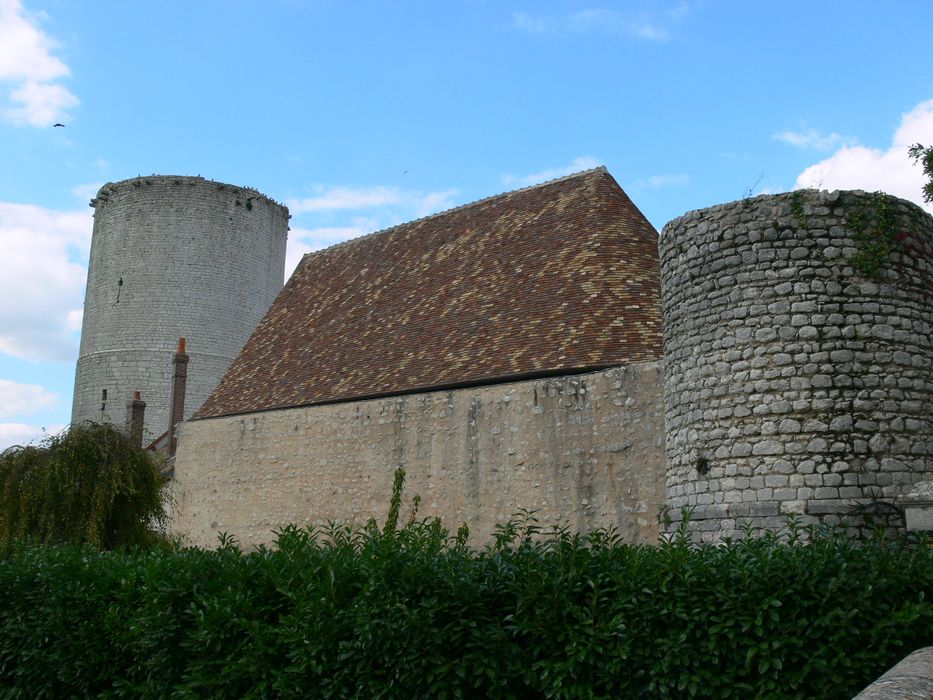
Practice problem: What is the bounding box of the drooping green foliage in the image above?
[909,142,933,203]
[0,474,929,700]
[0,422,167,549]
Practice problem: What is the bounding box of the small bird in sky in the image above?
[53,123,65,127]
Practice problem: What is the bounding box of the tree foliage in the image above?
[909,142,933,203]
[0,422,167,550]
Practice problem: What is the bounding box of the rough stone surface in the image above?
[171,363,665,548]
[660,190,932,540]
[71,176,289,444]
[852,647,933,699]
[899,480,933,531]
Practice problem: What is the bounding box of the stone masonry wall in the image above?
[72,176,288,445]
[660,190,932,539]
[170,363,665,549]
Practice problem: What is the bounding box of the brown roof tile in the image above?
[195,167,662,418]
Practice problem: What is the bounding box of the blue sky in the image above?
[1,0,931,450]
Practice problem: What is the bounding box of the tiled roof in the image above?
[195,167,662,418]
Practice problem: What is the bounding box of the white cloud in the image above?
[288,186,400,214]
[636,173,690,189]
[0,0,65,81]
[284,223,375,279]
[71,182,103,202]
[66,308,83,331]
[794,100,933,213]
[5,79,77,126]
[412,189,459,217]
[0,0,78,126]
[513,6,686,40]
[287,185,458,217]
[284,241,315,282]
[571,9,668,40]
[512,12,553,34]
[0,422,64,451]
[0,379,58,419]
[666,1,694,21]
[283,183,460,279]
[501,157,602,188]
[773,128,854,152]
[0,202,92,362]
[631,23,668,41]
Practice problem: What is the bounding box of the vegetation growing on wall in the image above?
[0,423,167,550]
[846,145,933,278]
[790,189,807,229]
[0,473,929,699]
[846,189,929,279]
[848,191,902,278]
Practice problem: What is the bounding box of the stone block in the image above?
[806,500,846,516]
[838,487,863,499]
[753,440,784,456]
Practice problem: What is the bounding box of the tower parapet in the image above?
[660,190,932,539]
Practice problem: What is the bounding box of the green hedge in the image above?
[0,513,930,699]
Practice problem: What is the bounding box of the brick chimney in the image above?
[125,390,146,448]
[168,337,189,455]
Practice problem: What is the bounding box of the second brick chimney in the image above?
[168,337,188,455]
[125,390,146,448]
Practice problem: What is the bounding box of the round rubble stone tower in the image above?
[660,190,932,540]
[72,175,289,445]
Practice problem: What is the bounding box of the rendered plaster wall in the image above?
[660,190,932,540]
[72,176,289,444]
[171,362,665,549]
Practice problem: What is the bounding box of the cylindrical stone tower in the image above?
[660,190,932,540]
[72,175,289,445]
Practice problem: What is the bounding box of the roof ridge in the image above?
[297,165,609,262]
